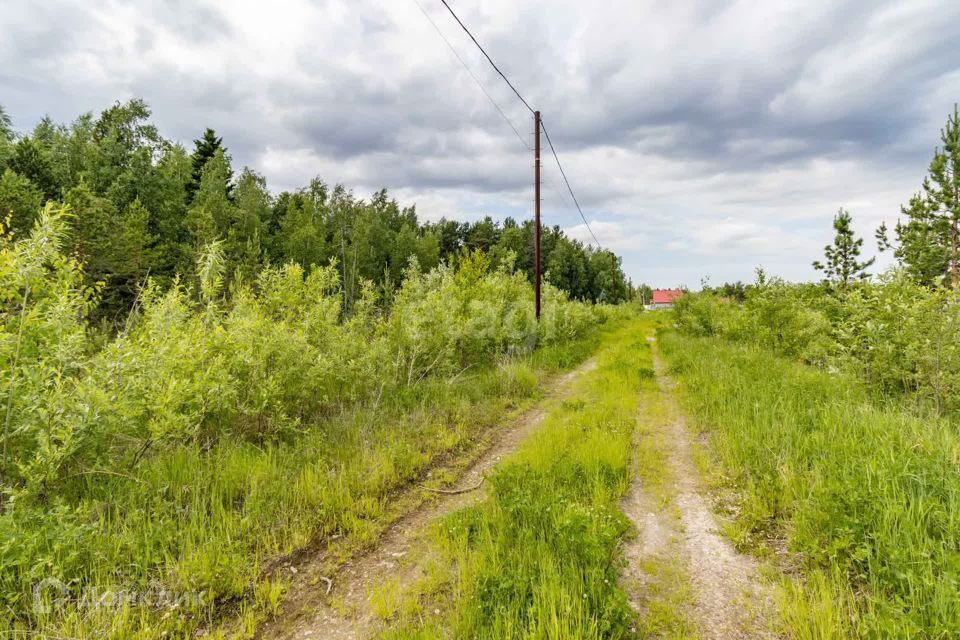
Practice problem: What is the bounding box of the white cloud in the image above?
[565,220,648,251]
[666,217,811,257]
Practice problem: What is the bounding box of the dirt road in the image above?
[618,337,777,639]
[259,359,597,640]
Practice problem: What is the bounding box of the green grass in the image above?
[386,317,657,639]
[658,330,960,638]
[632,555,696,640]
[0,321,622,640]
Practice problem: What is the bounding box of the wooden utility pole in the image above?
[534,110,542,320]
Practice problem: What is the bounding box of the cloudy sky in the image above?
[2,0,958,287]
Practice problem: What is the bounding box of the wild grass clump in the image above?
[660,332,960,637]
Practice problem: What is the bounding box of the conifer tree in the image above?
[813,208,875,289]
[892,105,960,287]
[228,168,269,279]
[188,128,232,202]
[149,144,193,280]
[185,148,233,251]
[8,138,58,201]
[64,181,153,317]
[0,169,43,237]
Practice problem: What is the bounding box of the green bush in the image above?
[0,205,99,494]
[0,216,605,496]
[0,206,617,637]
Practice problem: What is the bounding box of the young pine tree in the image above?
[891,105,960,287]
[0,169,43,237]
[185,148,234,253]
[8,138,59,201]
[813,208,875,289]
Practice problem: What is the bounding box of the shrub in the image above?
[0,212,606,499]
[0,208,620,636]
[673,271,960,417]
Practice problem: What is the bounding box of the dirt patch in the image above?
[618,451,675,616]
[618,343,777,639]
[259,359,596,640]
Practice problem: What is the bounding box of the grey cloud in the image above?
[524,0,958,172]
[0,2,94,61]
[155,0,234,42]
[0,0,957,285]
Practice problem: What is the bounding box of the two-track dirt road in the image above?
[258,331,776,639]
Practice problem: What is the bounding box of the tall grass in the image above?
[659,331,960,638]
[390,317,656,639]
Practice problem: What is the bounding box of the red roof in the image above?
[651,289,683,304]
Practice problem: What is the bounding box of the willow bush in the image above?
[0,204,622,638]
[0,205,604,501]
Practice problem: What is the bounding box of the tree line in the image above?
[0,99,633,323]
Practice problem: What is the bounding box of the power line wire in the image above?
[540,119,604,249]
[410,0,531,152]
[437,0,535,114]
[421,0,605,252]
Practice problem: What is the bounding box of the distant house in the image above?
[646,289,683,310]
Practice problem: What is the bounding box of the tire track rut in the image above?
[619,337,777,639]
[260,358,597,640]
